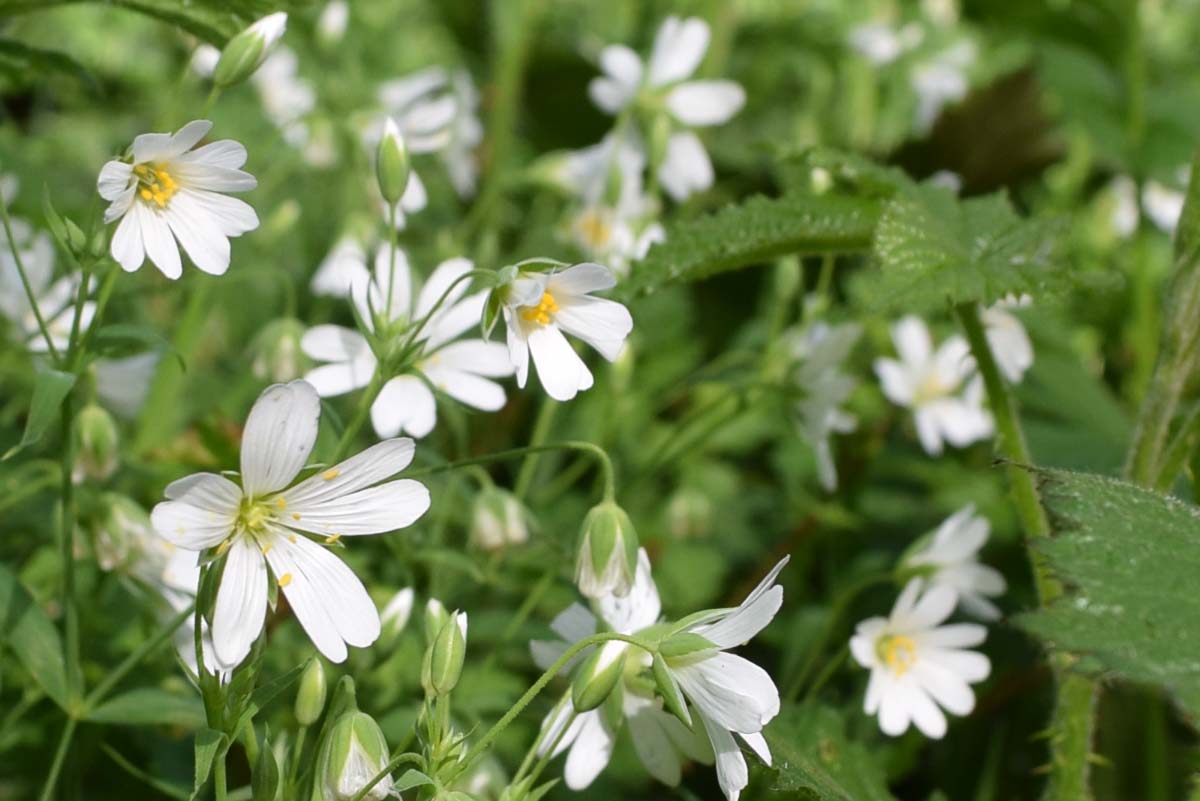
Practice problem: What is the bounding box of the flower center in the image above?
[878,634,918,675]
[576,209,613,249]
[235,496,275,538]
[913,371,951,405]
[133,163,180,209]
[520,291,560,327]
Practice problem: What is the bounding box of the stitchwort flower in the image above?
[902,504,1006,620]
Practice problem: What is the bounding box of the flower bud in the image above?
[295,657,328,726]
[213,12,288,89]
[252,737,281,801]
[73,404,119,482]
[92,494,150,571]
[64,218,88,256]
[380,587,415,642]
[423,611,467,697]
[574,501,639,599]
[251,318,307,382]
[424,597,449,642]
[375,118,411,206]
[471,487,529,551]
[571,640,627,712]
[321,711,394,801]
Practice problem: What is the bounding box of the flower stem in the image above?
[407,441,615,501]
[332,370,383,462]
[0,196,61,362]
[955,302,1096,801]
[83,602,195,713]
[58,398,82,706]
[514,398,557,501]
[37,717,77,801]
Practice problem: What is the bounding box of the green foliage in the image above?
[0,38,93,90]
[5,368,75,460]
[1022,469,1200,721]
[87,686,207,727]
[765,704,898,801]
[0,561,68,709]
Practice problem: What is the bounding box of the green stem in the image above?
[956,303,1095,801]
[803,644,848,703]
[83,603,195,712]
[73,267,120,369]
[37,717,77,801]
[346,752,424,801]
[408,441,615,501]
[214,752,227,801]
[59,399,82,707]
[514,398,557,501]
[0,197,61,362]
[332,370,383,462]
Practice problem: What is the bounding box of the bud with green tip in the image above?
[423,611,467,697]
[320,711,394,801]
[574,501,639,599]
[251,318,307,382]
[73,404,119,482]
[571,640,627,712]
[295,657,328,726]
[424,597,449,643]
[375,118,410,205]
[380,587,415,642]
[471,487,529,551]
[213,12,288,89]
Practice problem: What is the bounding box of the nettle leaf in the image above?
[0,562,69,710]
[620,192,880,299]
[766,704,898,801]
[863,187,1068,313]
[1020,469,1200,722]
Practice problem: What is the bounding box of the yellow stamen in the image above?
[275,497,287,509]
[576,210,612,249]
[133,162,180,209]
[215,538,232,556]
[292,513,302,521]
[519,291,560,327]
[322,468,340,481]
[278,572,293,587]
[288,534,297,543]
[325,533,343,544]
[261,543,273,555]
[879,634,918,676]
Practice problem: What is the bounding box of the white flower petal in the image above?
[139,205,182,280]
[695,584,781,649]
[110,211,145,272]
[625,695,684,786]
[169,161,257,193]
[924,647,990,682]
[97,161,133,201]
[659,131,713,201]
[301,324,372,363]
[553,296,632,362]
[422,364,507,411]
[697,709,748,801]
[211,536,267,668]
[892,316,932,367]
[563,711,615,790]
[163,193,230,275]
[917,623,988,649]
[416,257,474,319]
[673,652,779,733]
[589,77,635,115]
[648,16,710,86]
[177,139,248,170]
[164,471,243,507]
[874,358,914,405]
[282,479,429,537]
[240,380,321,496]
[666,81,745,126]
[598,548,661,633]
[897,583,957,630]
[284,438,417,506]
[371,375,437,438]
[601,44,643,90]
[150,500,235,549]
[912,660,976,716]
[740,730,771,765]
[505,313,530,388]
[178,189,259,237]
[425,291,487,348]
[528,324,592,402]
[304,361,374,397]
[548,262,617,295]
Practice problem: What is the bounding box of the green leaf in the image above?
[4,368,75,460]
[0,562,69,710]
[191,728,226,801]
[765,704,898,801]
[394,770,434,792]
[620,192,880,299]
[92,323,185,368]
[0,38,94,90]
[87,687,206,727]
[863,188,1069,313]
[1021,468,1200,721]
[0,0,294,44]
[249,661,308,710]
[101,743,190,801]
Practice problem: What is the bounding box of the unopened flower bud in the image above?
[317,0,349,46]
[571,640,627,712]
[380,587,415,642]
[252,737,281,801]
[322,711,393,801]
[251,318,307,382]
[295,657,327,726]
[423,611,467,697]
[376,118,410,205]
[471,487,528,551]
[575,501,639,599]
[424,597,449,642]
[64,218,88,256]
[213,12,288,89]
[73,404,119,482]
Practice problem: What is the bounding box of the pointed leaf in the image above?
[4,368,75,460]
[0,562,68,709]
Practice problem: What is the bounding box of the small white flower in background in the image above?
[191,44,220,78]
[1107,175,1139,238]
[850,578,990,738]
[590,16,745,201]
[981,294,1033,384]
[380,587,415,638]
[902,504,1007,619]
[661,558,786,801]
[847,21,923,66]
[911,40,976,133]
[151,380,430,668]
[874,315,993,456]
[787,320,861,491]
[532,550,710,790]
[0,219,95,352]
[98,120,259,278]
[310,236,369,297]
[250,46,329,165]
[302,246,513,438]
[1142,176,1186,234]
[500,262,633,402]
[317,0,350,45]
[441,70,484,198]
[93,352,159,419]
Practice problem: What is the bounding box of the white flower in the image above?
[150,380,430,667]
[1107,175,1139,238]
[980,294,1033,384]
[663,558,786,801]
[246,12,288,50]
[874,315,993,456]
[787,320,861,491]
[98,120,259,278]
[317,0,349,44]
[191,45,221,78]
[302,247,513,438]
[380,587,415,637]
[847,21,923,65]
[1143,178,1186,234]
[850,578,990,738]
[0,219,94,353]
[533,551,710,789]
[589,16,745,201]
[911,40,976,133]
[501,263,633,402]
[903,504,1007,619]
[310,236,369,297]
[93,353,159,419]
[252,47,315,133]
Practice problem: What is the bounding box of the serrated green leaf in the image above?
[765,704,898,801]
[620,192,880,299]
[0,561,69,710]
[4,368,75,460]
[87,687,206,727]
[864,188,1068,313]
[1020,469,1200,721]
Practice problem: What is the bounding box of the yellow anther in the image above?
[133,162,179,209]
[322,468,340,481]
[288,534,297,543]
[261,542,273,555]
[292,513,302,521]
[279,572,293,587]
[325,533,343,544]
[140,188,153,201]
[577,210,612,249]
[519,292,560,327]
[215,538,233,556]
[276,497,288,509]
[879,634,918,676]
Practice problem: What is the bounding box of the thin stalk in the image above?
[408,441,615,502]
[514,399,557,501]
[332,370,383,462]
[58,398,82,707]
[83,603,195,712]
[37,717,77,801]
[213,753,227,801]
[0,198,61,361]
[73,267,120,366]
[956,302,1095,801]
[64,257,95,366]
[346,752,424,801]
[384,203,399,320]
